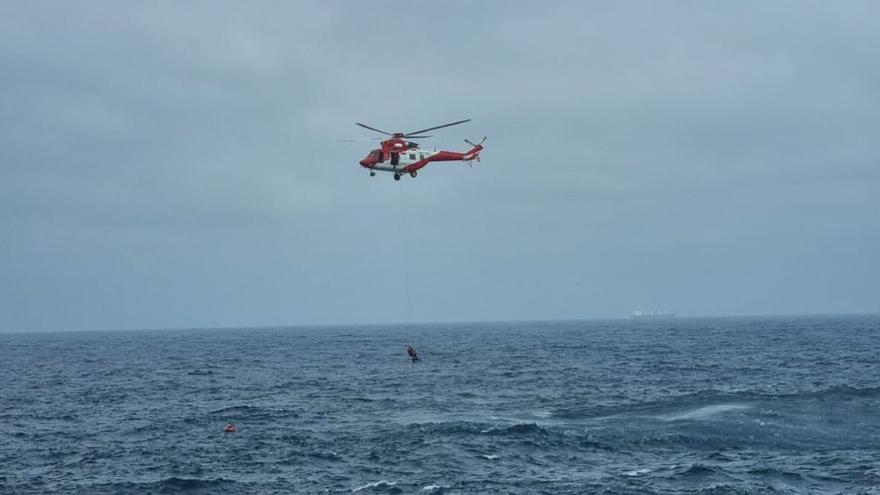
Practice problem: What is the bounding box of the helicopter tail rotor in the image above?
[464,136,487,148]
[463,136,486,165]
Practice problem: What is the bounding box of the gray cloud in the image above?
[1,1,878,331]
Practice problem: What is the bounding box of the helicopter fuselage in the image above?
[359,146,482,179]
[360,148,438,172]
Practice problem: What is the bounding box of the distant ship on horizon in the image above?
[629,310,677,319]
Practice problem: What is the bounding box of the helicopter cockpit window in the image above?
[370,150,379,158]
[409,153,416,160]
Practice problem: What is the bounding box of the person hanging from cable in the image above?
[405,345,419,365]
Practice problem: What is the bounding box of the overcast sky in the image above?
[1,1,878,332]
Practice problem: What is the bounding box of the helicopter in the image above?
[349,119,486,181]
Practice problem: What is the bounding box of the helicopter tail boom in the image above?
[462,136,487,161]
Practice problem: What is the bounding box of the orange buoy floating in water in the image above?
[224,423,236,433]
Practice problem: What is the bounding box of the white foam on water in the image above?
[482,454,499,460]
[664,404,751,421]
[353,480,397,492]
[421,484,440,491]
[624,468,652,476]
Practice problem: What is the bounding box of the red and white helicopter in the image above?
[350,119,486,180]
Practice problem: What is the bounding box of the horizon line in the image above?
[2,311,878,335]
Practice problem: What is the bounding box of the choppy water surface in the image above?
[2,315,879,494]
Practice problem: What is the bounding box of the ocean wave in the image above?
[663,404,751,421]
[671,463,729,480]
[484,422,549,436]
[745,467,805,482]
[403,420,616,452]
[281,450,342,464]
[692,482,775,494]
[208,405,261,415]
[206,404,300,421]
[160,477,234,490]
[789,384,880,400]
[553,385,880,421]
[352,480,400,492]
[408,420,552,438]
[421,484,451,492]
[89,477,236,493]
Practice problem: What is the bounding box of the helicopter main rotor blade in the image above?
[355,122,393,136]
[464,136,487,147]
[337,137,383,142]
[403,134,433,139]
[403,119,470,137]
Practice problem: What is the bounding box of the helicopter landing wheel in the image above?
[410,171,417,178]
[369,171,376,177]
[394,173,401,181]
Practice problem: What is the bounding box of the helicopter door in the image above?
[390,152,399,166]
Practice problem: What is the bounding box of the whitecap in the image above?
[624,468,652,476]
[421,484,440,491]
[482,454,499,460]
[664,404,750,421]
[353,480,397,492]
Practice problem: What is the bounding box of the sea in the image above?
[2,315,879,494]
